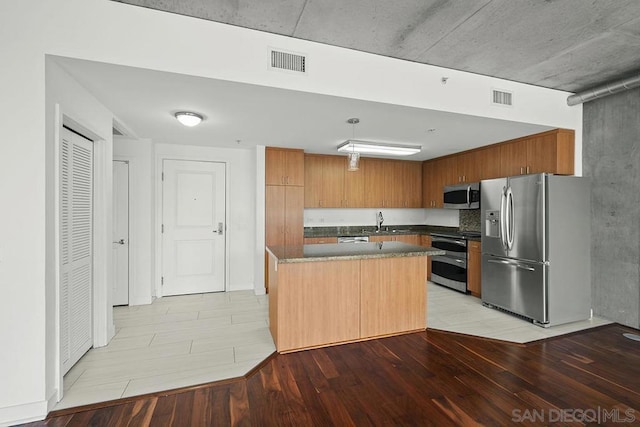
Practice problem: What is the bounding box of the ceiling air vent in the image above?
[269,49,307,74]
[492,89,513,106]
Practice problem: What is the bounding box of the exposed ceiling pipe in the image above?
[567,73,640,106]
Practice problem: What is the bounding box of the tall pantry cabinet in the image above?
[265,147,304,292]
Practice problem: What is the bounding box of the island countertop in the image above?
[266,241,445,264]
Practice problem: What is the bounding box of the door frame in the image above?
[52,105,112,404]
[154,154,230,298]
[112,159,131,306]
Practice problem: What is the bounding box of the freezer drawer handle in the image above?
[487,259,535,271]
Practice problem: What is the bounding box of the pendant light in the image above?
[346,118,360,171]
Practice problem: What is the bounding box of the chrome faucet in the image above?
[376,211,384,232]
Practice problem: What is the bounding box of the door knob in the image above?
[113,239,126,245]
[217,222,224,235]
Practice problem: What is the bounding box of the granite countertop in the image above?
[304,225,482,241]
[267,242,445,264]
[304,225,459,238]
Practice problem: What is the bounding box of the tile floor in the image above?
[55,290,274,410]
[56,283,612,410]
[427,282,612,343]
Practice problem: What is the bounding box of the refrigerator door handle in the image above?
[487,258,536,271]
[500,188,508,251]
[505,186,514,250]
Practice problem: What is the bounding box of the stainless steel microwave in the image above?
[443,182,480,209]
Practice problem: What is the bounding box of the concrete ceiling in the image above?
[112,0,640,93]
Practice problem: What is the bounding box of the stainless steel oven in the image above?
[430,233,468,292]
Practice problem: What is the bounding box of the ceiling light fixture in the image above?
[346,118,360,171]
[174,111,203,127]
[338,140,422,156]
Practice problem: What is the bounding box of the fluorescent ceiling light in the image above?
[175,111,203,127]
[337,140,421,156]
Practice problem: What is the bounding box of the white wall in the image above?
[113,138,154,305]
[304,208,458,228]
[254,146,266,294]
[0,0,583,424]
[44,60,114,414]
[154,144,256,294]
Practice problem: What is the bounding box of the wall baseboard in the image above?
[0,400,48,427]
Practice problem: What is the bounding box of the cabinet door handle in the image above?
[526,166,530,174]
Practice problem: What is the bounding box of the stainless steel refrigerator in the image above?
[481,173,591,327]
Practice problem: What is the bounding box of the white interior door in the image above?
[60,127,93,375]
[112,160,129,306]
[162,160,226,296]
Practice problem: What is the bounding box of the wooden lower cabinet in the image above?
[303,237,338,244]
[420,235,432,280]
[269,259,360,352]
[268,254,428,353]
[369,234,420,244]
[467,240,481,297]
[360,257,426,338]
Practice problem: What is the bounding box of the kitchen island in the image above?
[266,242,444,353]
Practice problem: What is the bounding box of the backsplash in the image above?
[459,209,481,232]
[304,208,459,227]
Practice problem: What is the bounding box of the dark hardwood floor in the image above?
[26,324,640,426]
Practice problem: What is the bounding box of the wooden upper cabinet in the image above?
[344,158,366,207]
[402,161,423,208]
[422,160,436,208]
[500,140,528,176]
[383,160,404,207]
[380,160,422,208]
[527,129,574,175]
[304,154,345,208]
[455,151,479,183]
[304,155,323,207]
[476,145,502,180]
[266,147,304,186]
[500,129,574,177]
[363,158,385,208]
[322,156,345,208]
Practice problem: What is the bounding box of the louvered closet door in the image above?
[60,127,93,375]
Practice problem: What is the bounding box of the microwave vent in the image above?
[492,89,513,106]
[270,49,306,73]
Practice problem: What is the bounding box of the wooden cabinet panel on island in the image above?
[467,240,481,298]
[420,235,432,280]
[269,259,361,352]
[268,250,431,353]
[266,147,304,186]
[360,257,427,338]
